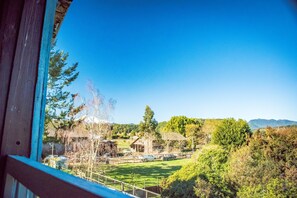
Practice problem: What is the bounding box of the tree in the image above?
[111,123,139,139]
[44,47,83,143]
[139,105,159,153]
[200,119,224,142]
[212,118,251,150]
[156,121,167,132]
[227,127,297,197]
[162,126,297,197]
[165,116,200,136]
[185,122,203,150]
[76,81,116,177]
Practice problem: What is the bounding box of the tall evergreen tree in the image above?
[139,106,158,136]
[44,48,83,142]
[139,105,159,153]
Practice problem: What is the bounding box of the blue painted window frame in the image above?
[31,0,57,161]
[26,1,131,197]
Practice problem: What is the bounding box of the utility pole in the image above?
[49,142,54,156]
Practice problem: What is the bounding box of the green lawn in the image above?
[101,158,191,187]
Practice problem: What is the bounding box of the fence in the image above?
[68,151,193,166]
[79,171,161,198]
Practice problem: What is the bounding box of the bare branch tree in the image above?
[75,81,116,176]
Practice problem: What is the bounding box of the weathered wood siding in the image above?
[0,0,25,156]
[0,0,47,192]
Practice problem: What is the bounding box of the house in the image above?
[97,140,117,157]
[0,1,129,197]
[44,127,118,157]
[130,132,187,153]
[130,137,145,152]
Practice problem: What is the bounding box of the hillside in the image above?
[249,119,297,130]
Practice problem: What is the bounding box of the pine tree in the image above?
[139,105,159,153]
[44,47,83,142]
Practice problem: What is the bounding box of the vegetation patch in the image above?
[97,158,191,187]
[161,121,297,198]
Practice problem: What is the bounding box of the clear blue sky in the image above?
[56,0,297,124]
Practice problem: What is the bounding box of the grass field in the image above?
[101,158,191,187]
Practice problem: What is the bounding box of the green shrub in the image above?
[227,127,297,197]
[237,178,297,198]
[212,118,251,150]
[162,126,297,197]
[161,145,234,197]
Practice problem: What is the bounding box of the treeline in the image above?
[111,116,223,141]
[160,119,297,197]
[111,123,140,139]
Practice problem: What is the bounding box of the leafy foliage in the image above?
[162,122,297,197]
[237,178,297,198]
[185,123,204,149]
[212,118,251,150]
[227,127,297,197]
[164,116,201,136]
[201,119,223,136]
[156,121,167,132]
[161,145,234,197]
[111,123,139,139]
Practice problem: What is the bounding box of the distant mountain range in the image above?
[248,119,297,130]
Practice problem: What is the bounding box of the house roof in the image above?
[47,129,89,138]
[65,131,89,138]
[53,0,72,40]
[130,138,144,146]
[130,132,186,146]
[161,132,187,141]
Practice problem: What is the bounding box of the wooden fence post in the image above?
[121,182,124,191]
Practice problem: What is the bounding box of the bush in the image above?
[161,179,196,198]
[227,127,297,197]
[237,178,297,198]
[212,118,251,150]
[161,145,234,197]
[162,126,297,197]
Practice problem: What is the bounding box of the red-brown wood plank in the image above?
[0,0,25,156]
[1,0,46,157]
[0,0,26,192]
[0,3,46,194]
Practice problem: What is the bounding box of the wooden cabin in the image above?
[0,1,129,197]
[98,140,117,157]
